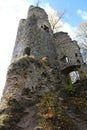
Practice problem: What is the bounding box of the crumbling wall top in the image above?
[27,6,48,19]
[54,32,68,37]
[53,31,72,45]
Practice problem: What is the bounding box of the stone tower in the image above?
[12,5,57,67]
[0,5,86,130]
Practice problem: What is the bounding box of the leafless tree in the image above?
[48,10,65,32]
[35,1,65,32]
[75,22,87,64]
[76,22,87,45]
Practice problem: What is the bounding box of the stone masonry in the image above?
[12,5,57,67]
[12,5,84,74]
[54,32,84,74]
[0,5,87,130]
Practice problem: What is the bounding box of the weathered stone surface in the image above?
[0,5,87,130]
[12,5,87,74]
[0,56,61,129]
[12,6,57,67]
[53,32,84,73]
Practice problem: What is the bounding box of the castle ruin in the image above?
[0,5,86,130]
[12,6,84,75]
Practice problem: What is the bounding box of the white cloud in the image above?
[44,3,62,31]
[77,9,87,20]
[59,22,77,39]
[43,3,57,14]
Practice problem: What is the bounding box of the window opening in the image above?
[66,57,69,63]
[77,59,80,63]
[41,24,49,32]
[75,53,78,57]
[61,56,69,63]
[23,47,30,56]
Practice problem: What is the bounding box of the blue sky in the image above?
[42,0,87,26]
[0,0,87,98]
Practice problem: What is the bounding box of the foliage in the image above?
[75,68,87,80]
[37,92,77,130]
[0,98,24,129]
[63,84,76,96]
[62,76,87,117]
[62,75,77,96]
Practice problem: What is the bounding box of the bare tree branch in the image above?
[48,10,65,32]
[52,11,65,31]
[36,0,41,7]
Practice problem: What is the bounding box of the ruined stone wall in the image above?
[12,6,84,71]
[0,5,87,130]
[12,6,57,67]
[53,32,83,73]
[27,5,48,20]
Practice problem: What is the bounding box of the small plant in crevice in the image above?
[63,83,77,96]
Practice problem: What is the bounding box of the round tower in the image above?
[12,6,57,67]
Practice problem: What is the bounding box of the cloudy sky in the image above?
[0,0,87,98]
